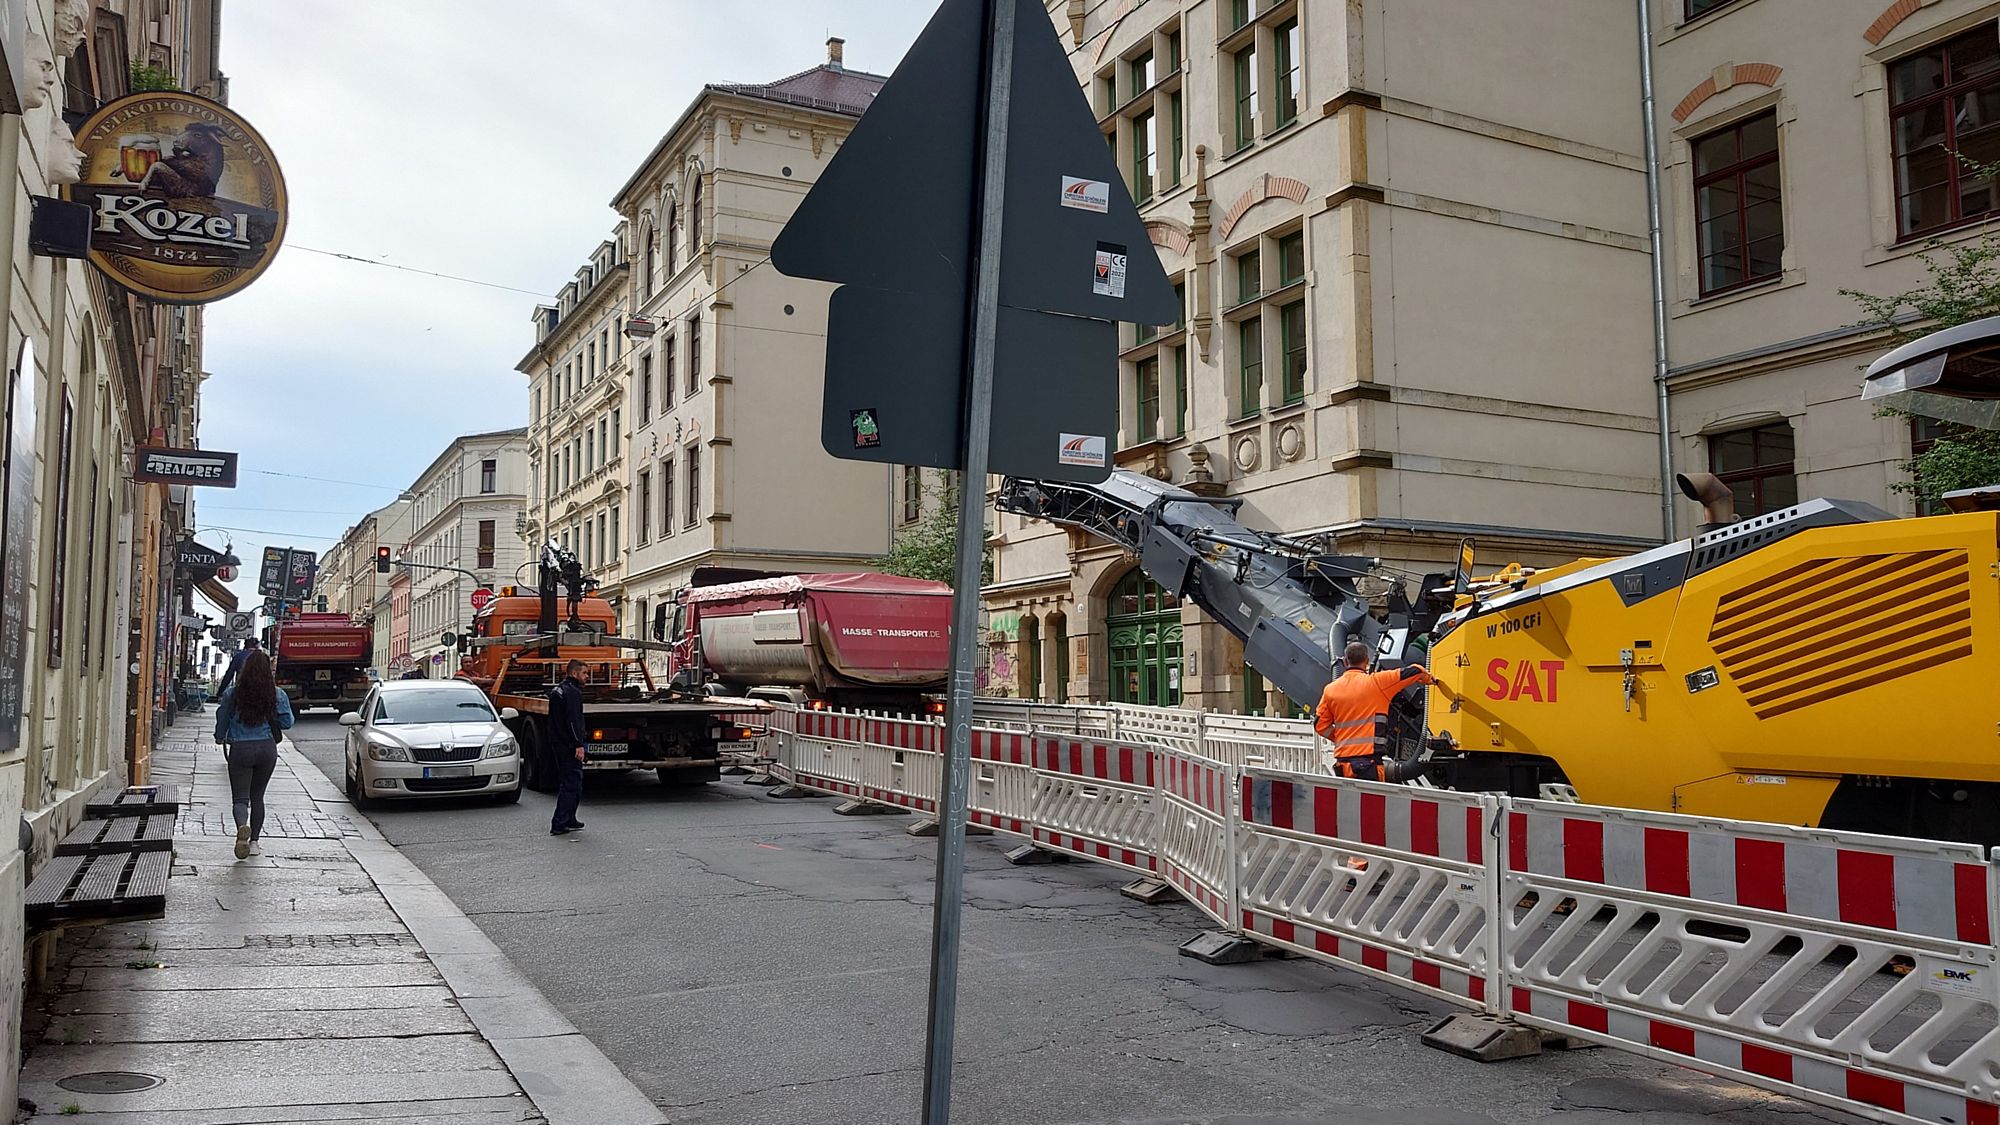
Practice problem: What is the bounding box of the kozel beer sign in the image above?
[64,92,287,304]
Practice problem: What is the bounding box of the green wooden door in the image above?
[1106,570,1182,706]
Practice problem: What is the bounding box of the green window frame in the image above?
[1239,317,1264,417]
[1129,50,1154,99]
[1136,355,1161,443]
[1167,92,1184,187]
[1236,249,1262,303]
[1166,29,1182,74]
[1274,18,1301,128]
[1280,300,1306,404]
[1131,109,1155,202]
[1228,0,1250,32]
[1233,46,1257,149]
[1172,344,1189,436]
[1278,229,1305,286]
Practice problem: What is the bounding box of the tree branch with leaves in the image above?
[1841,185,2000,507]
[875,470,992,586]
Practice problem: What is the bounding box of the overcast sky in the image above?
[196,1,933,611]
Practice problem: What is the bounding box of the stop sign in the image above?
[470,587,495,612]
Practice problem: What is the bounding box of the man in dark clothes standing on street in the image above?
[217,637,260,697]
[548,658,588,836]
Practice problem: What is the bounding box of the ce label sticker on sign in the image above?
[1093,243,1128,299]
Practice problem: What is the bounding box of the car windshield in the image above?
[375,688,495,725]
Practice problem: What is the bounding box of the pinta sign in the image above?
[64,92,287,304]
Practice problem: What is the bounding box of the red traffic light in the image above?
[375,547,393,574]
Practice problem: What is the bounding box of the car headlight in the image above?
[482,730,517,759]
[365,735,410,762]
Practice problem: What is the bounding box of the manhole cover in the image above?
[57,1071,164,1094]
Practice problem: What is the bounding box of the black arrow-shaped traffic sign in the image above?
[772,0,1174,484]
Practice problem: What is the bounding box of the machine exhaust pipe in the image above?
[1675,472,1737,530]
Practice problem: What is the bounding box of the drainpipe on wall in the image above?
[1637,0,1677,542]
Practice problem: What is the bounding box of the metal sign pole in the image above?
[921,0,1015,1120]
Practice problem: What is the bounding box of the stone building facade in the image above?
[400,429,529,674]
[603,41,898,663]
[984,0,1665,712]
[0,0,226,1105]
[1650,0,2000,522]
[518,234,633,627]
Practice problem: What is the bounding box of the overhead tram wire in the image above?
[287,248,833,345]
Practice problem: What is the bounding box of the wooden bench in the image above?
[54,814,176,857]
[83,784,182,819]
[24,850,171,929]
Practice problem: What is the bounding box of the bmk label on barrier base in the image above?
[1061,176,1110,213]
[1058,433,1107,468]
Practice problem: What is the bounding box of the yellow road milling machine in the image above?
[999,317,2000,845]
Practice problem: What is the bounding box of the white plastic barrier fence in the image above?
[1027,735,1160,874]
[1156,747,1236,927]
[967,728,1036,836]
[1238,768,1498,1010]
[758,700,2000,1125]
[1501,799,2000,1125]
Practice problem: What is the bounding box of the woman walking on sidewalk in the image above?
[212,651,294,860]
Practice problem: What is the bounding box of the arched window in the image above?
[665,202,679,276]
[1020,615,1041,700]
[639,220,656,299]
[689,175,703,255]
[1105,570,1181,706]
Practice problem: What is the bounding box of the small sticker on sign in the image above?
[1093,242,1128,299]
[1058,433,1107,468]
[851,408,881,448]
[1061,176,1110,213]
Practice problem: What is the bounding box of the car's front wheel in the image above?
[346,762,375,809]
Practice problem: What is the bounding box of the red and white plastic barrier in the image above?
[1500,800,1999,1125]
[1237,769,1498,1010]
[765,702,2000,1125]
[1028,735,1159,874]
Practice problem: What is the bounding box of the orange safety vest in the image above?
[1314,666,1429,760]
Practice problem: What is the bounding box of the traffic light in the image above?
[375,547,392,574]
[315,596,328,612]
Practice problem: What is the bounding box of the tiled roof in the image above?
[709,63,886,117]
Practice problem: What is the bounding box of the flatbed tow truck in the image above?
[458,543,769,792]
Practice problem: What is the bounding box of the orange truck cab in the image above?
[453,586,769,793]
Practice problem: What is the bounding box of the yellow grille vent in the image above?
[1707,550,1974,719]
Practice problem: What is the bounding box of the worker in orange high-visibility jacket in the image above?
[1314,640,1432,782]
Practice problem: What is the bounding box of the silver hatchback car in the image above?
[338,680,522,805]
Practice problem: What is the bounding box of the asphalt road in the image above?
[289,713,1863,1125]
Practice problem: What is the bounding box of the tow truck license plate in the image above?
[587,743,629,758]
[424,766,473,778]
[314,670,332,682]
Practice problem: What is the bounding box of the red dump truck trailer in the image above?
[668,573,951,711]
[272,613,372,715]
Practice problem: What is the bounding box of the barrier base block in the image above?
[1420,1013,1549,1063]
[742,773,783,787]
[1178,931,1269,965]
[834,799,907,816]
[768,785,821,799]
[721,764,754,776]
[1004,844,1071,865]
[906,819,993,837]
[1119,877,1178,905]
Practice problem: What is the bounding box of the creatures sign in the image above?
[64,92,287,304]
